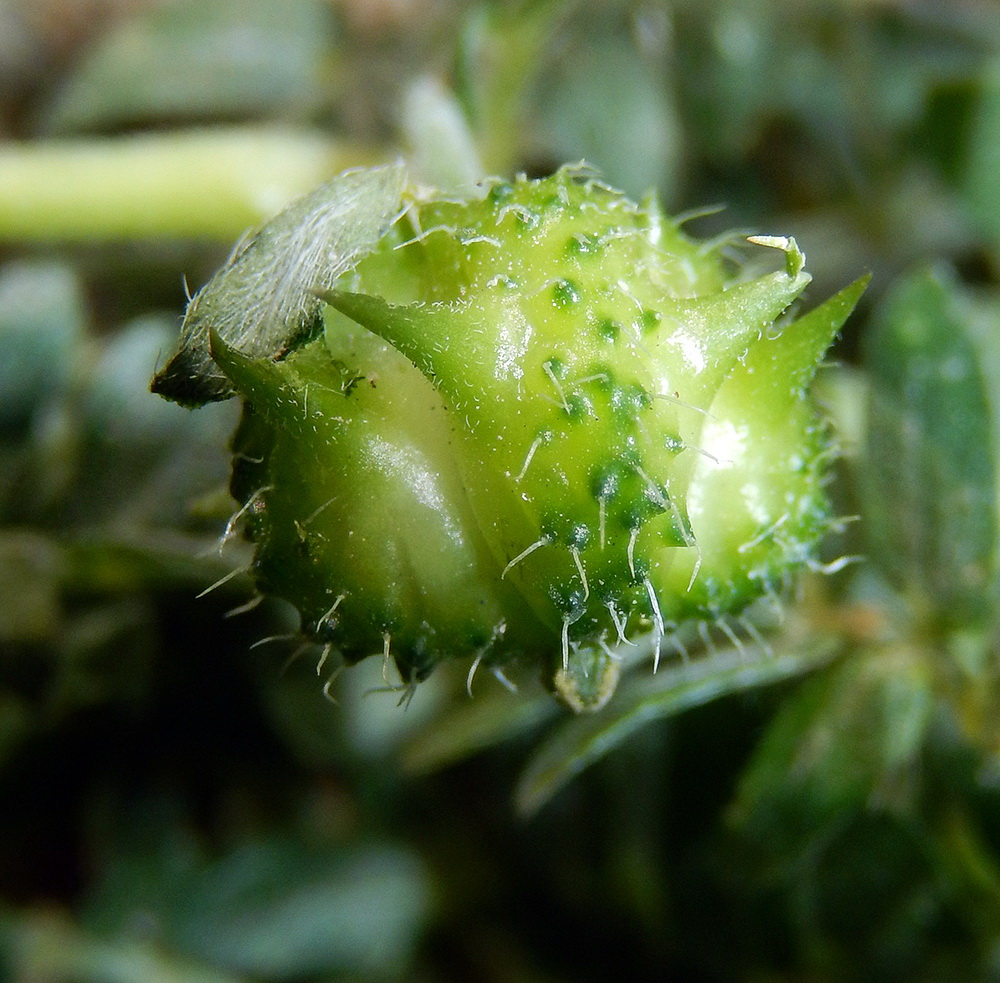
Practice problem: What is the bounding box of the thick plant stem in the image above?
[0,127,377,242]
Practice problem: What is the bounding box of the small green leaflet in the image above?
[514,635,840,816]
[152,162,406,405]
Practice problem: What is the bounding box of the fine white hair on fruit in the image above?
[716,616,746,658]
[644,577,665,672]
[512,433,544,484]
[605,599,634,647]
[569,546,590,602]
[501,536,551,580]
[319,594,347,630]
[224,594,264,619]
[218,485,274,552]
[195,564,248,599]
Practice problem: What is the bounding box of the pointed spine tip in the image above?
[747,235,806,278]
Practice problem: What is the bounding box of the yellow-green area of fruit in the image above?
[221,323,547,684]
[216,168,866,710]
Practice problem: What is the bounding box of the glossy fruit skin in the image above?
[214,168,862,709]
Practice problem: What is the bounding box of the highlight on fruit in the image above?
[153,163,867,711]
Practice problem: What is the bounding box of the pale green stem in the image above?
[4,910,241,983]
[0,127,379,242]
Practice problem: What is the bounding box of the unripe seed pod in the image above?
[211,168,866,710]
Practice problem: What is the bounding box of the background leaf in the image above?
[41,0,335,135]
[516,632,840,816]
[164,840,431,978]
[862,267,998,629]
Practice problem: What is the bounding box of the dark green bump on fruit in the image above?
[564,393,591,421]
[566,524,591,550]
[513,208,539,233]
[552,279,581,309]
[597,317,621,342]
[566,233,600,256]
[590,463,621,502]
[211,166,867,712]
[545,356,568,379]
[487,181,514,206]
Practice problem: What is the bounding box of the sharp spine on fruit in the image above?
[686,553,703,594]
[492,666,518,693]
[570,373,609,388]
[393,222,457,249]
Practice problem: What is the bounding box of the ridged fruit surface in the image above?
[213,168,864,709]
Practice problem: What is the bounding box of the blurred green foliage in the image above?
[4,0,1000,980]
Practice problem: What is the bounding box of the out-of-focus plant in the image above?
[4,2,1000,982]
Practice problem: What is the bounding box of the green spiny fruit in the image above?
[209,167,866,711]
